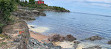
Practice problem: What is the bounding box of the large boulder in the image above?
[82,46,102,49]
[65,34,76,41]
[48,34,64,42]
[48,34,76,42]
[2,21,30,49]
[85,36,102,41]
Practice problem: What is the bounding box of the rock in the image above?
[39,12,46,16]
[48,34,76,42]
[73,41,80,49]
[14,38,20,42]
[28,38,61,49]
[59,37,65,42]
[30,26,35,28]
[108,40,111,44]
[12,9,46,20]
[74,41,80,44]
[2,21,30,49]
[53,46,61,49]
[48,34,62,42]
[45,43,54,47]
[82,46,102,49]
[65,34,76,41]
[85,36,102,41]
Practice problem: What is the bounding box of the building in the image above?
[35,0,44,4]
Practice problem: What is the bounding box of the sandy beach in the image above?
[29,31,49,43]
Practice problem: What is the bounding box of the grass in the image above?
[0,42,7,47]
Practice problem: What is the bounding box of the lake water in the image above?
[28,0,111,48]
[28,11,111,39]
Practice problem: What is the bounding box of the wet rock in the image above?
[82,46,102,49]
[30,26,35,28]
[85,36,102,41]
[39,12,46,16]
[65,34,76,41]
[59,37,65,42]
[108,40,111,44]
[48,34,76,42]
[48,34,62,42]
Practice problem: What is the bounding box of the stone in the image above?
[85,36,102,41]
[48,34,61,42]
[39,12,46,16]
[65,34,76,41]
[48,34,76,42]
[108,40,111,44]
[14,38,20,42]
[30,26,35,28]
[82,46,102,49]
[73,41,80,49]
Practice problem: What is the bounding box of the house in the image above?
[35,0,44,4]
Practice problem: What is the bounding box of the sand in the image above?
[29,31,49,43]
[28,25,50,33]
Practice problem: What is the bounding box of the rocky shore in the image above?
[0,7,111,49]
[12,9,46,20]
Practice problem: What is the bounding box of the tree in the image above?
[0,0,17,33]
[0,0,16,23]
[16,0,20,3]
[29,0,35,4]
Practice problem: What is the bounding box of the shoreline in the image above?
[27,24,111,49]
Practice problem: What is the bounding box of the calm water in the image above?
[28,11,111,39]
[27,0,111,48]
[28,0,111,39]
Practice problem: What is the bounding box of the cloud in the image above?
[86,0,111,3]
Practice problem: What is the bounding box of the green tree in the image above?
[15,0,20,3]
[0,0,17,33]
[29,0,35,4]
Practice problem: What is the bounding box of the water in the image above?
[28,11,111,39]
[28,0,111,48]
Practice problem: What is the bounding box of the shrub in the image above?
[0,0,17,23]
[0,0,17,33]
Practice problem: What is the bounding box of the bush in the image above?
[51,6,70,12]
[0,0,17,33]
[0,0,17,23]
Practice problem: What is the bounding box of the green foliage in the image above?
[19,2,48,9]
[15,0,20,3]
[0,42,7,47]
[0,0,17,33]
[0,24,4,33]
[0,0,17,23]
[29,0,35,4]
[50,6,70,12]
[18,2,69,12]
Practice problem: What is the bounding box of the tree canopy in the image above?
[29,0,35,4]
